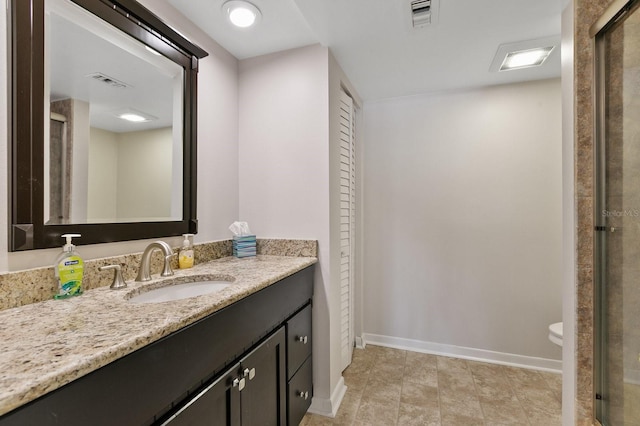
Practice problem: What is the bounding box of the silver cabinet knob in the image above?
[297,390,309,400]
[243,367,256,380]
[297,335,308,344]
[232,377,245,391]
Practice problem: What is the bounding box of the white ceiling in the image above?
[167,0,564,101]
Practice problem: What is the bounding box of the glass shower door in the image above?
[595,1,640,424]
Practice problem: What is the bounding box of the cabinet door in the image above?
[240,327,286,426]
[160,363,241,426]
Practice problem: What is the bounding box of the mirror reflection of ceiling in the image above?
[48,8,183,133]
[168,0,564,100]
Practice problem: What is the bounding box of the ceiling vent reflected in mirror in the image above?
[85,72,130,89]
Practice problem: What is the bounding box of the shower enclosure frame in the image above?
[591,0,640,423]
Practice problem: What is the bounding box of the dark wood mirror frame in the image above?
[9,0,208,251]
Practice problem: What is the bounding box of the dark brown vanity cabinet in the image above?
[161,328,287,426]
[0,266,313,426]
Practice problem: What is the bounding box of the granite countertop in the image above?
[0,255,317,416]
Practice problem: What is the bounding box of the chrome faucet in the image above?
[135,241,175,282]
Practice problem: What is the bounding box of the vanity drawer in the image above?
[287,357,312,426]
[286,304,312,379]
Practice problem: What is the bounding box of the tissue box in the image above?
[233,235,256,258]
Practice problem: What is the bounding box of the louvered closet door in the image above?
[339,90,355,372]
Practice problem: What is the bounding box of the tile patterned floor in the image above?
[301,346,562,426]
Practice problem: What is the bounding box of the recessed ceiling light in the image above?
[500,47,555,71]
[222,0,261,28]
[489,37,559,73]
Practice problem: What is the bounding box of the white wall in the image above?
[0,0,240,270]
[362,79,563,366]
[239,44,363,416]
[238,44,335,411]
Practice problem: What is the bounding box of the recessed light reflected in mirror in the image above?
[113,109,158,123]
[222,0,261,28]
[119,113,147,122]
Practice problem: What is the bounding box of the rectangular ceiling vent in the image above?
[411,0,432,27]
[410,0,438,29]
[85,72,129,89]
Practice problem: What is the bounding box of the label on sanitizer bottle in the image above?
[56,256,84,298]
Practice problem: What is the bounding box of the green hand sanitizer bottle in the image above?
[54,234,84,299]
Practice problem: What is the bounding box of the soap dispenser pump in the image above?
[54,233,84,299]
[179,233,194,269]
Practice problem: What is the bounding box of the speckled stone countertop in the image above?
[0,255,316,416]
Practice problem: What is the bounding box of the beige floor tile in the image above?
[539,371,562,391]
[503,366,550,390]
[333,392,362,425]
[439,412,485,426]
[436,356,469,373]
[302,346,563,426]
[470,368,515,402]
[345,358,373,377]
[405,351,438,369]
[398,402,441,425]
[400,381,439,407]
[514,385,562,409]
[352,347,377,364]
[437,369,476,395]
[370,361,406,384]
[526,406,563,426]
[372,346,407,366]
[304,413,336,425]
[343,371,369,395]
[479,398,529,425]
[355,395,400,425]
[439,391,484,420]
[362,376,402,403]
[403,364,438,387]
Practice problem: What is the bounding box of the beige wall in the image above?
[87,127,118,221]
[116,127,174,220]
[87,127,174,222]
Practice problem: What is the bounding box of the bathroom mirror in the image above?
[9,0,208,250]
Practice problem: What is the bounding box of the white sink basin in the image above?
[128,280,233,304]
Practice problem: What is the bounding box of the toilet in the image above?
[548,322,563,347]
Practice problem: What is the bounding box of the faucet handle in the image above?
[162,253,176,277]
[99,264,127,290]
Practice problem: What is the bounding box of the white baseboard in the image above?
[355,335,366,349]
[307,376,347,418]
[361,333,562,373]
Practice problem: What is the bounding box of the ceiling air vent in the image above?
[411,0,432,27]
[85,72,129,89]
[409,0,438,29]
